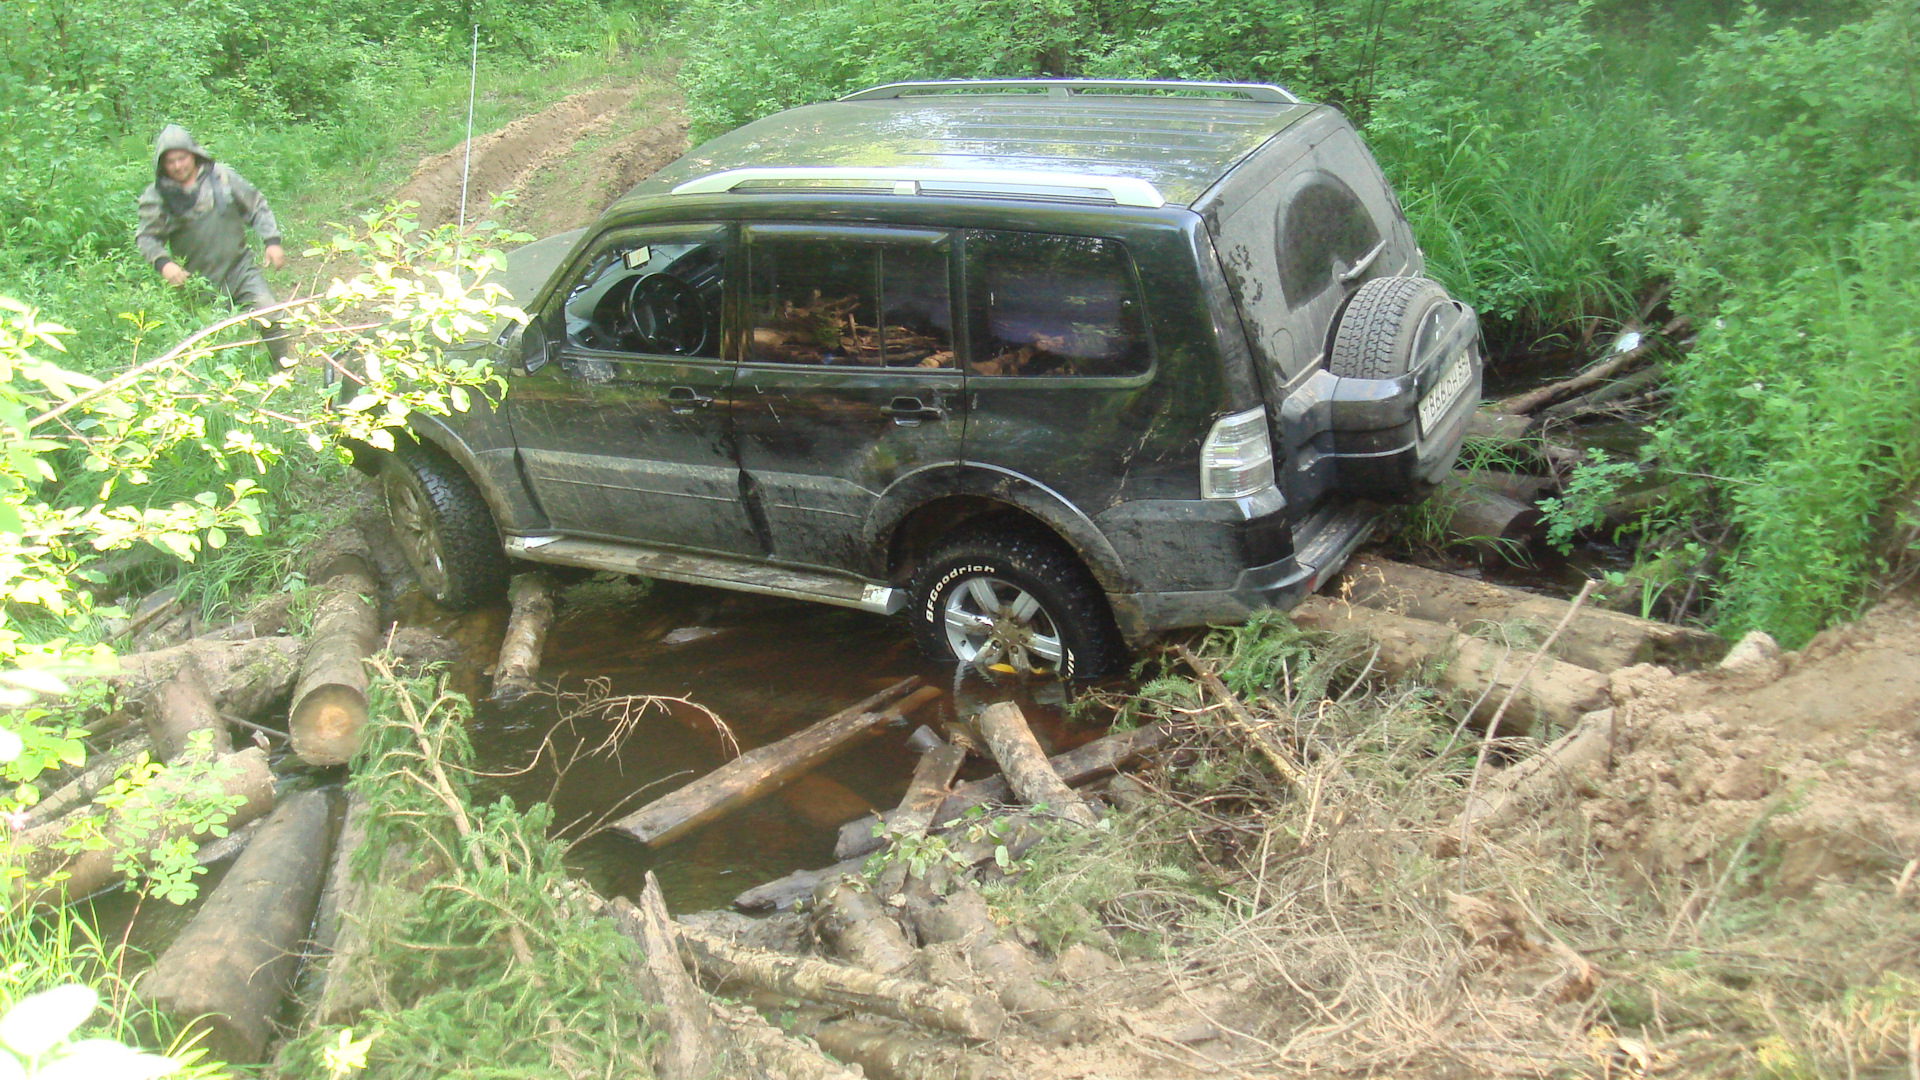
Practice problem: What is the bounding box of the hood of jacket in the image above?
[152,124,213,181]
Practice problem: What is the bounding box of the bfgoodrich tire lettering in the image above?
[380,439,509,611]
[908,525,1127,679]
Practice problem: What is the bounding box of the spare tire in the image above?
[1328,276,1453,380]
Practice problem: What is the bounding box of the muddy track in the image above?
[396,85,689,235]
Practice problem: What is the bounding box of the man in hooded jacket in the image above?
[136,125,291,362]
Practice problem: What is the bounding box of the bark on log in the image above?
[1290,597,1610,736]
[1457,708,1615,829]
[1176,645,1305,793]
[144,661,232,763]
[6,747,276,909]
[734,857,867,914]
[490,571,556,703]
[875,740,968,899]
[1336,555,1724,671]
[1429,476,1544,554]
[813,875,919,977]
[804,1017,1012,1080]
[22,738,152,829]
[315,824,449,1025]
[290,554,381,766]
[610,873,723,1080]
[113,636,301,722]
[1464,469,1557,505]
[836,723,1172,861]
[615,677,923,848]
[1541,364,1665,421]
[1465,410,1533,442]
[310,792,367,977]
[135,788,336,1063]
[909,884,1086,1042]
[708,997,863,1080]
[975,702,1097,827]
[680,925,1004,1040]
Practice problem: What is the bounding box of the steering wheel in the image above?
[623,273,708,356]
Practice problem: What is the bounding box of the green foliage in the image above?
[277,669,657,1079]
[1539,448,1639,553]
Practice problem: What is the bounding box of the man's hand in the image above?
[263,243,286,270]
[160,262,190,287]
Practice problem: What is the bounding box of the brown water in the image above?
[461,577,1090,913]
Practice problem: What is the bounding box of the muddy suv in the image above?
[364,79,1481,677]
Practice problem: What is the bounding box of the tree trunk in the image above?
[813,875,919,977]
[614,677,923,847]
[7,746,276,909]
[1464,468,1557,505]
[1494,319,1684,415]
[1465,409,1533,442]
[289,554,381,766]
[1428,475,1545,554]
[610,874,723,1080]
[804,1017,1012,1080]
[113,636,302,721]
[1290,597,1611,736]
[680,926,1004,1040]
[734,856,868,914]
[143,660,232,762]
[875,740,967,899]
[135,788,337,1063]
[315,813,450,1025]
[975,702,1096,827]
[1457,707,1615,829]
[707,997,864,1080]
[490,571,556,703]
[836,722,1171,861]
[1336,555,1724,671]
[22,738,152,829]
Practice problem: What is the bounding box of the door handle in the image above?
[667,386,713,413]
[880,396,946,425]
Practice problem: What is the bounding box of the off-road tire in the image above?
[380,439,509,611]
[908,524,1127,680]
[1328,276,1452,380]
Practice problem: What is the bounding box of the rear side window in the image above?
[745,234,954,368]
[1276,171,1381,309]
[965,231,1150,378]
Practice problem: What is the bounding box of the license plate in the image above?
[1418,350,1473,436]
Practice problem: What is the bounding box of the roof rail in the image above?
[841,79,1298,104]
[669,167,1167,208]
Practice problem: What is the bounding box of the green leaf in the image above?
[0,984,97,1056]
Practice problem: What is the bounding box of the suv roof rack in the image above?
[669,167,1168,208]
[841,79,1299,104]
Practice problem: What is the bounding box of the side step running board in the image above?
[1291,502,1379,595]
[503,535,904,615]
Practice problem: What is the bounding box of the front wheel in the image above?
[907,526,1127,680]
[380,439,509,610]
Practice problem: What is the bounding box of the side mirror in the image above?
[519,320,551,374]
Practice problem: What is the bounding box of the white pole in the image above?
[459,23,478,235]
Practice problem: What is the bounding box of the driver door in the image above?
[506,223,761,555]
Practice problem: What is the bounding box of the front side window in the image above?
[966,231,1149,378]
[564,230,725,358]
[745,235,953,368]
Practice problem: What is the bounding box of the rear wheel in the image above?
[908,525,1126,680]
[380,439,509,610]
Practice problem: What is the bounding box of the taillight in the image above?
[1200,406,1276,500]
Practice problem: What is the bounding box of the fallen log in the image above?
[1457,708,1615,829]
[22,738,152,829]
[143,661,232,763]
[1336,555,1724,671]
[611,874,723,1080]
[136,788,336,1062]
[680,925,1004,1040]
[290,554,381,766]
[707,996,863,1080]
[1494,319,1685,416]
[734,856,866,914]
[1464,468,1557,505]
[976,702,1097,827]
[875,740,968,898]
[490,571,556,703]
[112,636,301,722]
[1541,364,1665,421]
[1428,475,1544,555]
[315,821,449,1025]
[1465,409,1533,442]
[6,747,276,908]
[909,884,1086,1042]
[803,1016,1012,1080]
[813,875,919,977]
[614,677,923,848]
[1175,645,1304,793]
[835,722,1172,861]
[1290,597,1610,736]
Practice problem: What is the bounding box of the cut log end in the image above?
[290,684,369,766]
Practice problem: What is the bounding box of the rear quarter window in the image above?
[965,231,1150,378]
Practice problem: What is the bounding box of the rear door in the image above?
[730,225,965,570]
[506,223,762,555]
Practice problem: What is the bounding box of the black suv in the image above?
[366,80,1481,677]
